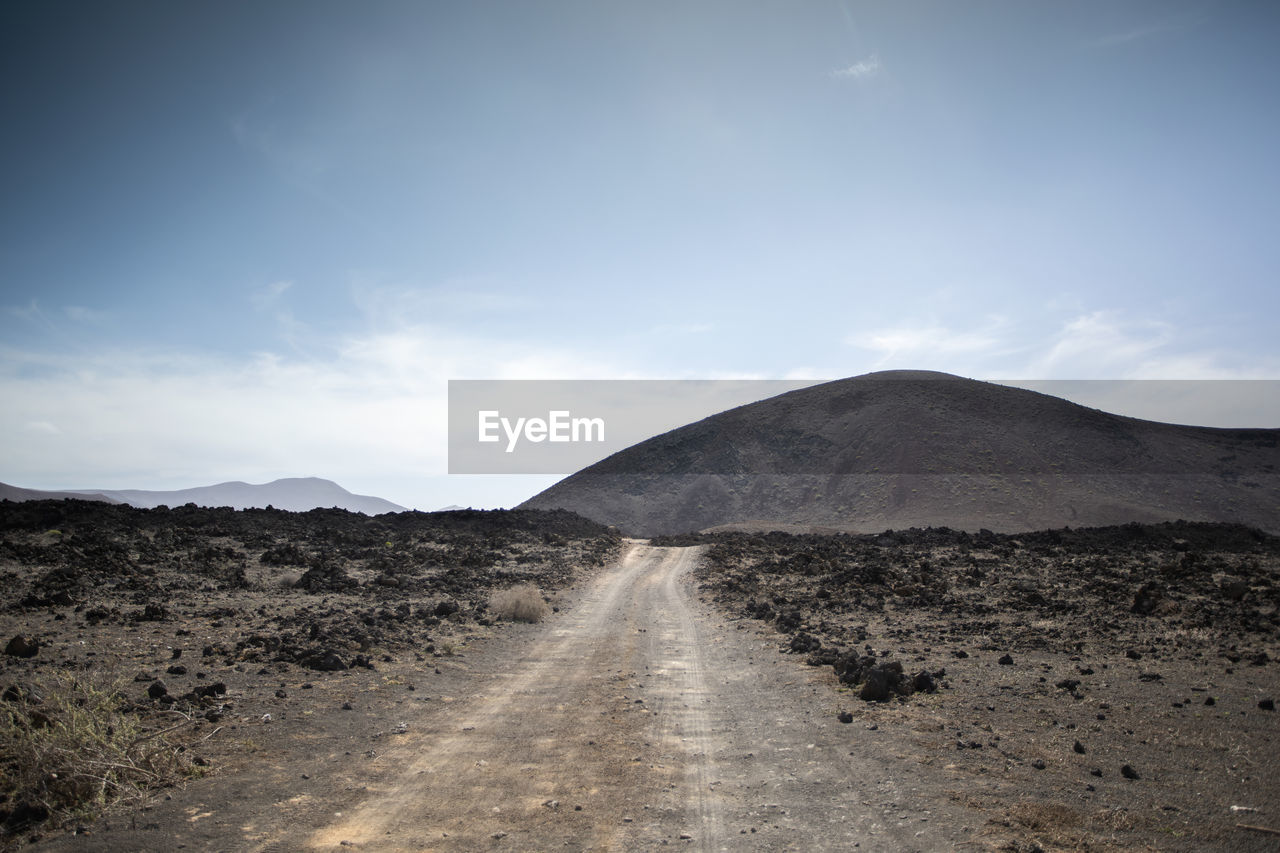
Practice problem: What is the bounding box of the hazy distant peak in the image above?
[4,477,405,515]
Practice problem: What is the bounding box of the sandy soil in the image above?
[30,543,982,852]
[14,526,1280,851]
[689,524,1280,852]
[304,542,982,852]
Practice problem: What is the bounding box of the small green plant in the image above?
[487,584,550,623]
[0,671,198,836]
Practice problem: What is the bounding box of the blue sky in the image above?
[2,0,1278,509]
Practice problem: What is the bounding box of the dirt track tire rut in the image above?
[304,542,972,851]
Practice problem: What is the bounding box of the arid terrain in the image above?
[679,521,1280,850]
[0,500,618,849]
[2,501,1278,851]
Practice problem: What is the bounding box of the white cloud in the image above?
[831,55,881,81]
[349,278,530,321]
[1086,16,1200,49]
[846,317,1015,370]
[1025,311,1172,377]
[648,322,713,336]
[847,310,1280,382]
[23,420,61,435]
[0,323,624,507]
[63,305,110,325]
[7,300,53,330]
[1019,311,1279,380]
[251,280,293,310]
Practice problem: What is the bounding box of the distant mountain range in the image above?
[0,477,406,516]
[522,370,1280,536]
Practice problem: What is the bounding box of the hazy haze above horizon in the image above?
[3,1,1278,510]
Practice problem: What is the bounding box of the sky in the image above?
[2,0,1278,510]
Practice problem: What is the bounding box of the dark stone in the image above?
[838,711,853,724]
[832,652,872,686]
[1056,679,1081,692]
[775,610,803,632]
[166,664,187,676]
[789,632,821,654]
[998,654,1014,666]
[1073,740,1086,754]
[135,602,169,622]
[1221,580,1249,601]
[300,651,347,672]
[1131,583,1162,615]
[1121,764,1140,780]
[1259,699,1275,711]
[194,682,227,698]
[859,668,893,702]
[297,560,358,593]
[4,635,38,658]
[912,670,937,694]
[806,648,842,667]
[147,680,168,699]
[3,801,50,831]
[859,661,906,702]
[1032,759,1046,770]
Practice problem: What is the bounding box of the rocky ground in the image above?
[675,521,1280,850]
[0,500,620,847]
[4,501,1279,851]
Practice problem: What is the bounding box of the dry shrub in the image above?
[488,584,550,623]
[276,571,302,589]
[0,671,197,836]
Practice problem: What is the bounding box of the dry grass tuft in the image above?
[276,571,303,589]
[0,671,199,836]
[488,584,550,623]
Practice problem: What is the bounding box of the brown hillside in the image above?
[520,370,1280,535]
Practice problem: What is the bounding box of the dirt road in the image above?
[305,543,974,851]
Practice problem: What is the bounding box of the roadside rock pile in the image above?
[689,520,1280,848]
[694,522,1280,677]
[0,499,621,841]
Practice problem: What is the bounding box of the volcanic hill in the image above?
[521,370,1280,536]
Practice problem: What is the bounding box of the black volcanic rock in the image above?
[521,371,1280,536]
[4,636,38,658]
